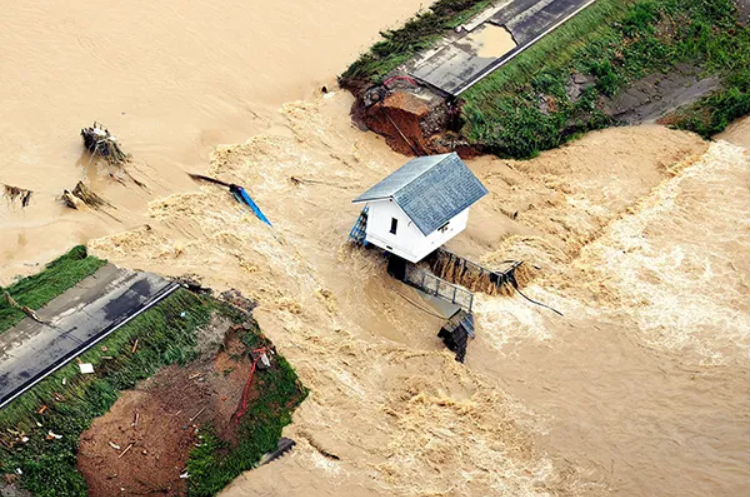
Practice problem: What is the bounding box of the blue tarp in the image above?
[231,185,272,226]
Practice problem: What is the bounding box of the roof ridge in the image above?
[390,153,452,199]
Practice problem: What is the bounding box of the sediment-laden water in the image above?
[0,2,748,496]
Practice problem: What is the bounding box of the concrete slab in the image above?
[408,0,596,96]
[493,0,592,45]
[0,264,178,409]
[410,24,517,97]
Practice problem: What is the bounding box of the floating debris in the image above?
[81,122,130,165]
[438,310,474,363]
[188,174,272,227]
[3,184,33,208]
[429,248,532,296]
[61,181,110,210]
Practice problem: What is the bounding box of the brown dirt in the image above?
[77,329,261,497]
[359,91,460,157]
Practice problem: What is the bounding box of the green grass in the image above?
[186,326,307,497]
[666,66,751,136]
[0,290,252,497]
[460,0,749,157]
[342,0,748,158]
[339,0,492,88]
[0,245,107,333]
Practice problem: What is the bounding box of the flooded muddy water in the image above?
[0,0,425,282]
[1,2,748,496]
[470,24,517,59]
[86,91,748,496]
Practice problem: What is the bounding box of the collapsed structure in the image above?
[351,152,530,361]
[80,122,129,165]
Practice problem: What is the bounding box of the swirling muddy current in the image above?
[0,2,748,495]
[86,95,748,496]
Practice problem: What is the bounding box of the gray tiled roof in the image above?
[353,153,488,236]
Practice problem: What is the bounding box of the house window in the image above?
[390,218,398,234]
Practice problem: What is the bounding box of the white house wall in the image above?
[364,199,469,263]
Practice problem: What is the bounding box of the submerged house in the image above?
[352,153,488,263]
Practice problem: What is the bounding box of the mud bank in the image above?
[0,284,305,497]
[78,322,305,497]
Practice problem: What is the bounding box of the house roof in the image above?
[353,153,488,236]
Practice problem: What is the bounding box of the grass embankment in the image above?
[0,289,305,497]
[339,0,492,88]
[341,0,748,158]
[461,0,750,157]
[186,325,307,497]
[0,246,107,333]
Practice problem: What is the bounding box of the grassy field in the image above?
[185,324,307,497]
[461,0,750,157]
[0,246,107,333]
[0,289,304,497]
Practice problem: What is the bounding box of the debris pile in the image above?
[3,184,33,208]
[81,122,130,165]
[61,181,110,210]
[429,249,533,296]
[173,274,213,295]
[438,310,475,363]
[220,289,258,315]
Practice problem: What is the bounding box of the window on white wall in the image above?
[390,218,398,234]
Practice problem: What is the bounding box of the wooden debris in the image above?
[62,181,110,210]
[189,407,206,422]
[131,339,139,353]
[118,443,134,459]
[37,405,48,415]
[3,292,44,322]
[2,184,33,208]
[81,122,130,165]
[61,190,88,211]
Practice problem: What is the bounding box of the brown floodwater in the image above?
[0,0,425,282]
[0,2,748,496]
[85,95,748,496]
